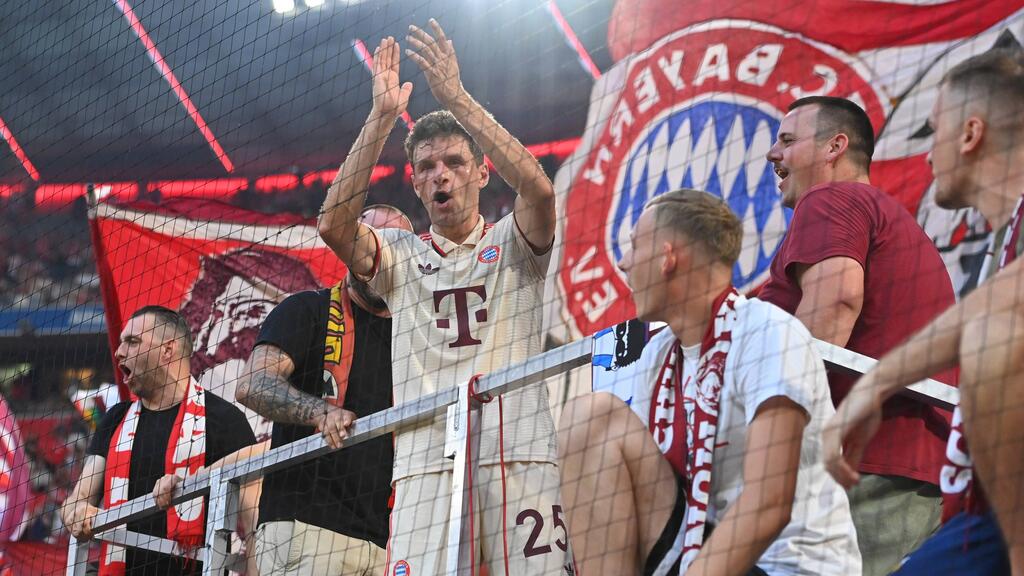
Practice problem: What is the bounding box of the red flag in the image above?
[0,540,70,575]
[89,198,347,439]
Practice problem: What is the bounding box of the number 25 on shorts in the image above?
[516,505,569,558]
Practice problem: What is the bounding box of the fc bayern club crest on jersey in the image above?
[393,560,411,576]
[478,245,501,264]
[559,21,886,336]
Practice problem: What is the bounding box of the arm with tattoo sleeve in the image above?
[235,344,328,426]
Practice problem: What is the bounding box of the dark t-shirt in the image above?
[759,182,956,484]
[87,391,256,575]
[255,289,393,548]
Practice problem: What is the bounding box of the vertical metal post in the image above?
[65,536,90,576]
[445,382,483,575]
[202,467,239,576]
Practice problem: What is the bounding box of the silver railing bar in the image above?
[70,332,958,574]
[223,337,592,486]
[97,527,206,561]
[816,339,959,411]
[66,528,211,576]
[65,533,89,576]
[89,338,594,532]
[89,491,197,535]
[202,467,241,576]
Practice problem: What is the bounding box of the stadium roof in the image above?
[0,0,614,183]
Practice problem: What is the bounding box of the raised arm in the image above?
[686,397,807,576]
[235,344,353,449]
[318,37,413,277]
[406,19,555,249]
[61,455,106,540]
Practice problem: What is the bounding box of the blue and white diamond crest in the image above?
[609,99,791,289]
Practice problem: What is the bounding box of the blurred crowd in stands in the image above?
[18,414,88,543]
[2,371,115,545]
[0,197,99,309]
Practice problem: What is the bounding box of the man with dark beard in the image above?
[235,205,413,576]
[62,306,256,575]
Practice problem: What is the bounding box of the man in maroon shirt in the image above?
[825,48,1024,576]
[758,96,956,576]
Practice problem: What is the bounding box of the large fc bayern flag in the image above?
[90,198,347,439]
[554,0,1024,337]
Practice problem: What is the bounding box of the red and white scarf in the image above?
[940,194,1024,521]
[649,287,741,571]
[101,378,207,575]
[976,195,1024,283]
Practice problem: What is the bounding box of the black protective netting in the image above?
[0,0,1022,574]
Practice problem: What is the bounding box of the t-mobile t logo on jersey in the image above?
[433,285,488,348]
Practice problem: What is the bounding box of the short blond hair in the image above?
[645,189,742,267]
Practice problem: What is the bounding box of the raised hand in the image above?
[371,36,413,121]
[406,19,464,108]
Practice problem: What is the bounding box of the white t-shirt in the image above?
[368,214,557,480]
[629,298,861,576]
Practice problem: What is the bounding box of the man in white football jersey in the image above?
[318,22,570,576]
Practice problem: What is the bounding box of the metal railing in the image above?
[65,335,957,575]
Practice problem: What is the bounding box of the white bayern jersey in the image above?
[367,214,557,480]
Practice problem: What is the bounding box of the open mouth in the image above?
[773,164,789,187]
[432,191,452,207]
[119,364,132,381]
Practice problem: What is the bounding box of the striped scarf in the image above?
[101,378,207,575]
[650,287,741,573]
[323,282,356,407]
[940,194,1024,521]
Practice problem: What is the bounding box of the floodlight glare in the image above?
[272,0,295,13]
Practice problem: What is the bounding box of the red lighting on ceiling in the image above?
[147,178,248,198]
[255,174,300,193]
[302,170,334,188]
[13,137,575,210]
[477,138,582,171]
[526,138,580,159]
[302,165,396,189]
[92,182,140,202]
[113,0,234,173]
[35,182,138,208]
[0,184,24,199]
[0,116,40,181]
